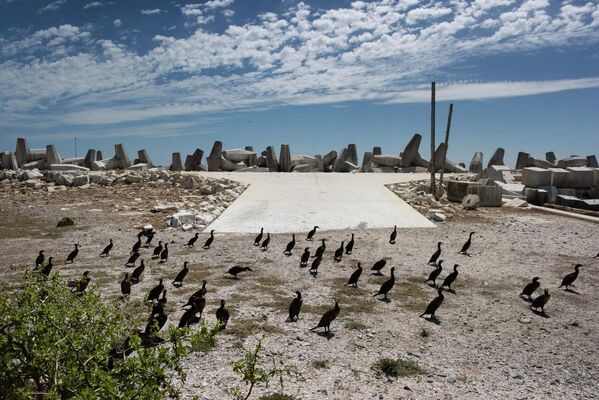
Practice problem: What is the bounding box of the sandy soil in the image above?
[1,184,598,400]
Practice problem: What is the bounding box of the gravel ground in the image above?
[1,184,598,400]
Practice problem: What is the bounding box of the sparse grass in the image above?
[398,281,429,312]
[345,320,368,331]
[188,322,221,352]
[382,256,392,261]
[0,214,81,239]
[372,357,424,378]
[260,257,274,264]
[420,328,430,338]
[312,359,329,369]
[226,318,285,338]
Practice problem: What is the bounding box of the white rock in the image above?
[432,212,446,222]
[181,223,194,231]
[152,203,179,213]
[72,175,90,187]
[19,169,43,180]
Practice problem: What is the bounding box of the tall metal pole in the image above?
[438,103,453,196]
[75,136,78,157]
[430,82,436,196]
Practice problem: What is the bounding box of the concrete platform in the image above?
[199,172,436,233]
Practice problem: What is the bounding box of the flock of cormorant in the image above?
[31,225,590,344]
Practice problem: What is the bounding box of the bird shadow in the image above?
[224,276,238,280]
[371,272,383,276]
[261,248,268,252]
[459,252,472,257]
[427,283,437,288]
[172,283,183,288]
[421,316,441,325]
[563,288,580,295]
[443,288,456,294]
[376,297,391,303]
[520,296,532,303]
[315,331,335,340]
[531,309,550,318]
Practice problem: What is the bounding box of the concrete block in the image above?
[413,153,430,168]
[361,152,373,172]
[185,148,203,171]
[22,160,46,169]
[279,144,291,172]
[522,167,551,188]
[84,149,97,168]
[257,155,267,168]
[372,147,382,156]
[400,166,429,173]
[72,175,90,187]
[524,188,548,206]
[488,165,516,183]
[469,152,483,173]
[220,156,246,171]
[96,151,104,161]
[207,141,223,171]
[538,186,557,203]
[332,148,349,172]
[592,168,599,186]
[290,155,317,167]
[557,188,576,196]
[556,194,585,209]
[545,152,557,164]
[347,144,358,166]
[587,155,598,168]
[548,168,569,188]
[46,145,62,167]
[557,156,587,168]
[19,169,43,180]
[447,180,481,202]
[580,199,599,211]
[244,146,254,151]
[1,152,18,170]
[314,155,324,172]
[373,154,402,167]
[488,147,505,167]
[170,153,183,171]
[15,138,29,167]
[402,134,422,167]
[515,152,529,170]
[223,149,255,163]
[114,143,131,169]
[433,143,448,172]
[291,164,318,172]
[61,157,85,165]
[566,167,594,188]
[492,180,525,196]
[50,164,89,172]
[247,153,257,167]
[527,156,554,169]
[443,159,467,173]
[236,166,269,172]
[137,149,154,166]
[323,151,337,168]
[467,185,502,207]
[265,146,279,172]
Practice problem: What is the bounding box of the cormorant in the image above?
[428,242,442,265]
[68,271,90,295]
[145,303,167,334]
[160,243,169,262]
[314,239,326,258]
[145,230,155,246]
[254,228,263,246]
[131,232,143,254]
[459,232,475,256]
[216,299,230,328]
[286,291,302,322]
[441,264,459,292]
[260,233,270,251]
[373,267,395,301]
[147,279,164,302]
[334,241,344,262]
[186,233,199,247]
[100,239,113,257]
[559,264,581,291]
[345,263,362,287]
[371,259,387,275]
[187,280,208,300]
[389,225,397,244]
[121,273,131,297]
[203,230,215,249]
[179,303,201,328]
[309,256,322,276]
[35,250,45,269]
[520,277,540,301]
[594,251,599,258]
[531,289,550,313]
[227,265,253,279]
[152,241,163,259]
[345,234,354,255]
[65,244,80,264]
[284,234,296,255]
[131,260,145,284]
[310,299,340,333]
[182,296,206,321]
[425,260,443,287]
[300,247,310,267]
[420,287,444,319]
[41,257,54,277]
[306,226,319,241]
[125,250,140,267]
[172,262,189,287]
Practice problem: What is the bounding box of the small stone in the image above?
[519,316,531,324]
[447,375,457,384]
[57,217,74,227]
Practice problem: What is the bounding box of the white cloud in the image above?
[141,8,163,15]
[38,0,67,13]
[83,1,103,9]
[113,19,122,28]
[1,0,599,128]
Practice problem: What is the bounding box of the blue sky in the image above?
[0,0,598,166]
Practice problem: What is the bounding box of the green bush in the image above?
[371,357,424,378]
[0,274,187,399]
[187,321,221,352]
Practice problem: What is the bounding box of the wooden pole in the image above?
[430,82,436,196]
[438,103,453,197]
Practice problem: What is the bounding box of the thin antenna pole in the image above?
[430,82,436,196]
[74,136,78,157]
[438,103,453,196]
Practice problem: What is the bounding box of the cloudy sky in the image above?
[1,0,598,165]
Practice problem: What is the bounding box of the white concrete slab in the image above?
[198,172,436,233]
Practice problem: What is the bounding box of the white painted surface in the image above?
[200,172,436,233]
